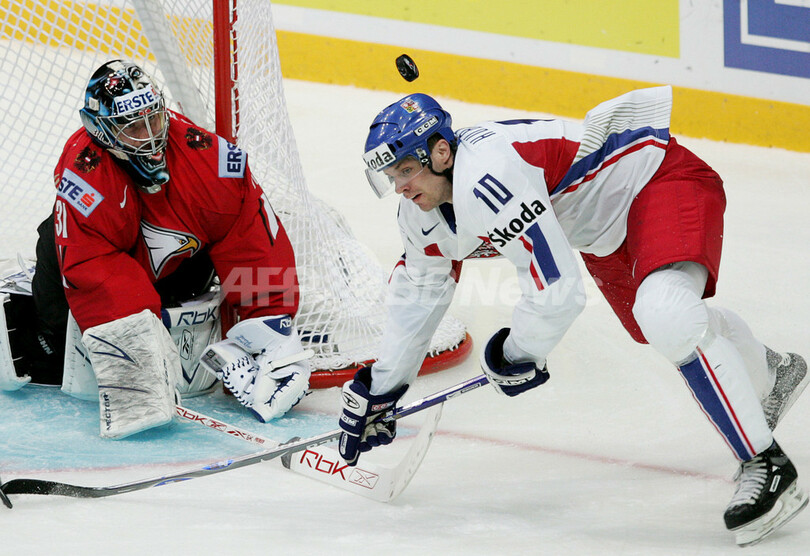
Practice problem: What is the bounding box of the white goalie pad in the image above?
[0,259,35,391]
[62,291,222,400]
[83,309,181,439]
[160,291,221,396]
[60,312,96,400]
[0,292,31,391]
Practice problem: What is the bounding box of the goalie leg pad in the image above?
[161,291,221,397]
[0,293,31,391]
[83,309,181,439]
[61,311,97,400]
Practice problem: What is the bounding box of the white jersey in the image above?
[370,86,673,394]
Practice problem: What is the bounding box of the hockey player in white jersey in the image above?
[338,87,808,546]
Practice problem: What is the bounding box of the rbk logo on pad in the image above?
[264,316,293,336]
[141,221,200,278]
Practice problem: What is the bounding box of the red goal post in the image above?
[0,0,471,387]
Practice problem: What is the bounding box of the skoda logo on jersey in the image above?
[487,200,547,247]
[141,221,201,278]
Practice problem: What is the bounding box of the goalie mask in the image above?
[363,93,456,198]
[80,60,169,193]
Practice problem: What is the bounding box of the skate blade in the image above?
[733,482,809,547]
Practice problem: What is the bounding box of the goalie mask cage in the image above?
[0,0,470,387]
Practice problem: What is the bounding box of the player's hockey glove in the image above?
[338,366,408,466]
[199,316,312,422]
[481,327,550,397]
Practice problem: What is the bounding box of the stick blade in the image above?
[0,481,12,509]
[1,478,102,498]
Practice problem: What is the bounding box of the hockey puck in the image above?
[396,54,419,82]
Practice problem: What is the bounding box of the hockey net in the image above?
[0,0,470,387]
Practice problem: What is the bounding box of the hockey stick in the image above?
[0,475,11,509]
[280,403,443,502]
[174,403,442,502]
[0,374,489,504]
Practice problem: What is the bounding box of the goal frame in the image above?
[0,0,471,387]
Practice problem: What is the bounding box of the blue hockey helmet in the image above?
[79,60,169,193]
[363,93,455,198]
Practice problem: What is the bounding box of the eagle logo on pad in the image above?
[141,221,200,278]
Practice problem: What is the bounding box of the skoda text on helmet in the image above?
[79,60,170,193]
[362,93,455,198]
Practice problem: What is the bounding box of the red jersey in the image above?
[52,110,299,331]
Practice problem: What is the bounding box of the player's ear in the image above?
[431,139,454,171]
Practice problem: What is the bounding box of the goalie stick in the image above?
[0,374,489,505]
[174,403,442,502]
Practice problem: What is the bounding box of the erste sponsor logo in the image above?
[113,86,158,115]
[218,136,246,178]
[57,169,105,217]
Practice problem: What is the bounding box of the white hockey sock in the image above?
[678,332,773,460]
[708,307,772,399]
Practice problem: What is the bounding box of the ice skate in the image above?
[762,348,808,430]
[724,441,808,546]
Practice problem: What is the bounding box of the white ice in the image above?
[3,79,809,555]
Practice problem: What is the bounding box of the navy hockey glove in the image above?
[481,327,549,397]
[338,366,408,466]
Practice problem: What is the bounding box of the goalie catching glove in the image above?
[199,315,312,421]
[338,366,408,466]
[481,327,550,397]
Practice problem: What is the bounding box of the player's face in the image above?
[114,109,167,153]
[387,155,453,211]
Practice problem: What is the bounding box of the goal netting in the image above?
[0,0,470,383]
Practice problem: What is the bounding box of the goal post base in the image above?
[309,333,473,390]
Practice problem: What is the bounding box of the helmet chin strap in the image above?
[426,147,455,183]
[427,164,454,184]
